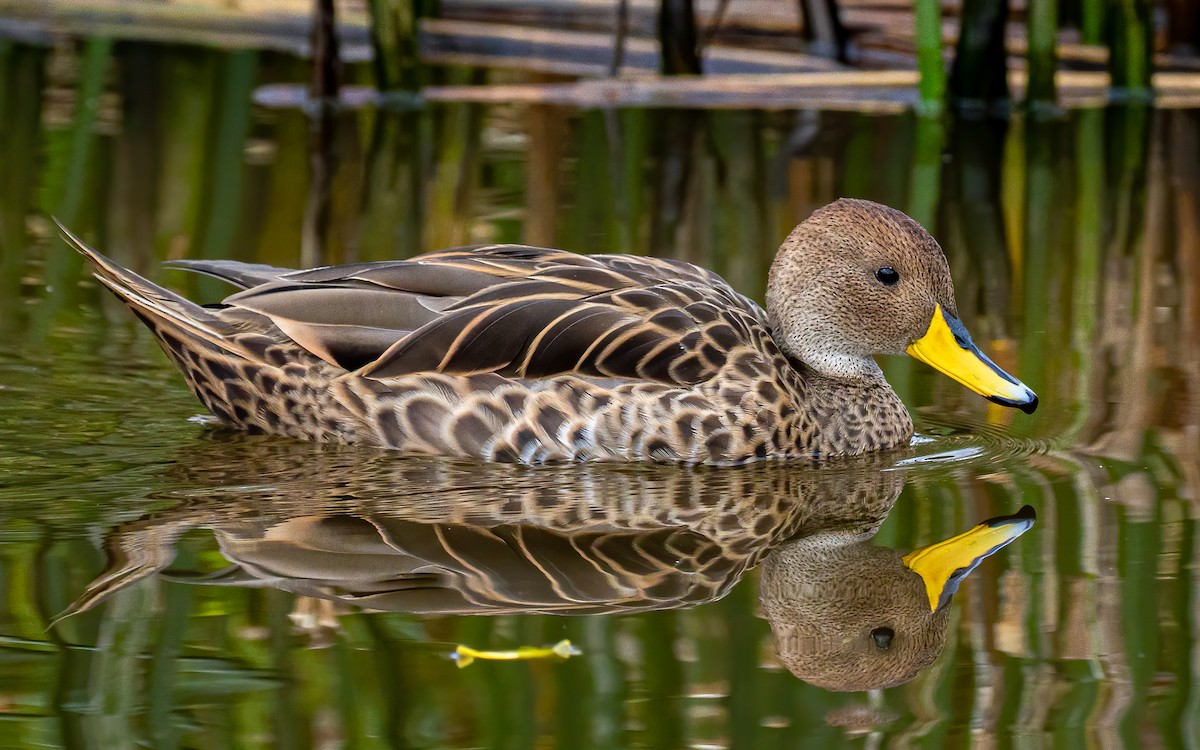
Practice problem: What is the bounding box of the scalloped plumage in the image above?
[58,199,947,464]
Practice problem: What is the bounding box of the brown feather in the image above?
[64,199,972,465]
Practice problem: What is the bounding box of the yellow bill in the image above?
[451,639,581,668]
[906,305,1038,413]
[902,505,1036,612]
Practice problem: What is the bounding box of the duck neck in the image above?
[782,355,914,456]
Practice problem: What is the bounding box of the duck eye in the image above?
[870,627,895,651]
[875,267,900,286]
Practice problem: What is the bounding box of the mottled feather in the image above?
[61,200,958,464]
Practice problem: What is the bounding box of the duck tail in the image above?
[56,220,244,358]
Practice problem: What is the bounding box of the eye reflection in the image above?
[871,627,895,651]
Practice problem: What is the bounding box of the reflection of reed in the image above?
[3,51,1194,485]
[3,39,1200,744]
[301,102,335,267]
[0,44,45,334]
[522,99,567,246]
[1166,112,1200,500]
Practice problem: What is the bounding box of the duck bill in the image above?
[905,305,1038,414]
[902,505,1036,612]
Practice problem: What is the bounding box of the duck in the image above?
[60,198,1037,464]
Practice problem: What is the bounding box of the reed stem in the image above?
[1081,0,1105,44]
[1107,0,1154,98]
[1026,0,1058,104]
[658,0,702,74]
[310,0,340,101]
[914,0,946,112]
[949,0,1009,105]
[368,0,424,90]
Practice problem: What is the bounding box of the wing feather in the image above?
[204,244,772,384]
[166,259,298,289]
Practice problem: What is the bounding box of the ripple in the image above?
[900,409,1058,474]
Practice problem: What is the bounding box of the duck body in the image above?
[63,199,1034,464]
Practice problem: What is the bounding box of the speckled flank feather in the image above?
[60,199,927,464]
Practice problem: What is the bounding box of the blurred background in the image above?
[0,0,1198,748]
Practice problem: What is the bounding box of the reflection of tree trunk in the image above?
[358,111,424,261]
[948,117,1011,328]
[368,0,422,90]
[707,110,768,293]
[641,611,684,749]
[1080,107,1150,453]
[1092,491,1133,735]
[767,110,820,208]
[524,96,568,247]
[1166,111,1200,501]
[302,106,336,267]
[649,109,701,257]
[110,43,161,275]
[428,77,485,249]
[0,45,46,333]
[1087,110,1161,461]
[1014,115,1066,432]
[1067,109,1104,444]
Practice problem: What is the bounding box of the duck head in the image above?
[766,198,1037,413]
[759,505,1035,691]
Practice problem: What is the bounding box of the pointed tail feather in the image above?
[165,258,298,289]
[55,219,246,357]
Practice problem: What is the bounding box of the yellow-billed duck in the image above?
[60,198,1036,464]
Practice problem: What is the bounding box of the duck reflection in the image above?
[761,504,1033,690]
[66,439,1033,691]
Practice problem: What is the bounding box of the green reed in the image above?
[0,44,45,335]
[1107,0,1154,98]
[367,0,437,91]
[1,35,1198,749]
[1027,0,1058,105]
[1081,0,1106,43]
[914,0,946,112]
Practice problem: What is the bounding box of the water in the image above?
[0,39,1197,748]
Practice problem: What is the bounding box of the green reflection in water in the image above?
[0,39,1197,750]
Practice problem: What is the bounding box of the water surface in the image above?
[0,39,1197,749]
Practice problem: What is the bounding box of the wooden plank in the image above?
[419,18,846,76]
[440,0,805,35]
[0,0,373,58]
[253,66,1200,113]
[421,70,920,112]
[421,69,1200,110]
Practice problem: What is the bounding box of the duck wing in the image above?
[192,245,772,384]
[182,246,772,384]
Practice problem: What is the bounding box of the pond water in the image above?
[0,39,1198,749]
